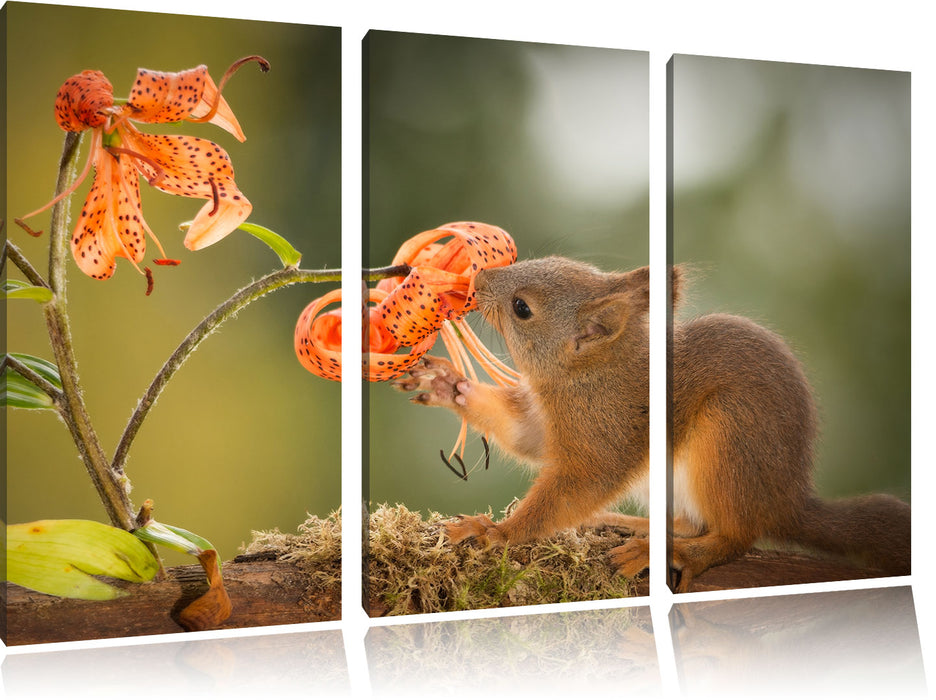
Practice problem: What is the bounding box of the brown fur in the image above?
[396,256,911,592]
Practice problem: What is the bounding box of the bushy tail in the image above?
[782,494,911,576]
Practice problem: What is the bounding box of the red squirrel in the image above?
[396,256,911,591]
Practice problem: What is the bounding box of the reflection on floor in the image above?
[0,586,925,697]
[672,586,925,697]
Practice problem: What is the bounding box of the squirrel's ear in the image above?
[573,293,631,353]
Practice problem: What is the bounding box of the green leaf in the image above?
[9,353,62,387]
[2,373,56,409]
[7,520,161,600]
[2,353,63,410]
[237,222,302,267]
[134,521,217,557]
[2,279,54,303]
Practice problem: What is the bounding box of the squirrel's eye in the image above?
[512,297,532,319]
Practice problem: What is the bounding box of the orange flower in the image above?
[294,222,521,460]
[293,286,439,383]
[17,57,268,282]
[294,222,519,385]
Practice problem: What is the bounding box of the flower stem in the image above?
[112,266,340,475]
[2,239,51,289]
[364,264,410,281]
[1,354,65,404]
[111,264,403,473]
[42,131,138,530]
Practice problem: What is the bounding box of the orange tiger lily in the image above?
[293,286,440,383]
[294,222,521,461]
[17,57,267,282]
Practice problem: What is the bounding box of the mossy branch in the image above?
[365,504,642,616]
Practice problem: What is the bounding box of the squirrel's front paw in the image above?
[444,513,506,548]
[609,538,649,579]
[394,356,470,409]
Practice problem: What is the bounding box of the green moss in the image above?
[242,509,342,594]
[367,504,643,616]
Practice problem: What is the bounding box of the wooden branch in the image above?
[684,547,893,593]
[3,556,340,647]
[365,506,896,616]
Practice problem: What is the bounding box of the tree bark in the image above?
[3,555,341,647]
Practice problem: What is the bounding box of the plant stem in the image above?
[112,266,340,475]
[364,264,410,281]
[111,264,406,472]
[2,240,51,289]
[42,132,138,530]
[1,354,65,404]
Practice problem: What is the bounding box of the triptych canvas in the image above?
[1,2,919,689]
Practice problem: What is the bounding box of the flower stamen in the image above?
[105,146,167,188]
[207,177,220,216]
[189,55,270,126]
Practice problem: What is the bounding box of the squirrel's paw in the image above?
[394,356,470,409]
[444,513,506,548]
[609,538,649,579]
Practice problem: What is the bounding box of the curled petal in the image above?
[118,130,237,199]
[116,128,251,250]
[294,289,343,382]
[367,307,402,354]
[71,146,148,280]
[365,287,438,382]
[126,66,245,141]
[188,69,247,142]
[54,70,114,132]
[183,189,252,251]
[374,266,470,346]
[390,221,517,313]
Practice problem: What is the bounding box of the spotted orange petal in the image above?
[70,139,148,280]
[365,287,438,382]
[294,289,343,382]
[116,128,251,250]
[183,192,252,251]
[126,65,245,141]
[54,70,114,132]
[374,266,470,346]
[389,221,517,313]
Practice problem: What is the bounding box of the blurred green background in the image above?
[671,55,910,501]
[5,3,341,564]
[365,31,650,517]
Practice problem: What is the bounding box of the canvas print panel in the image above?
[4,2,341,644]
[363,30,650,615]
[667,54,910,592]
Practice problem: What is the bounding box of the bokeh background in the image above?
[365,31,650,517]
[5,3,341,565]
[671,55,910,502]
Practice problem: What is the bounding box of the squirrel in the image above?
[395,256,911,592]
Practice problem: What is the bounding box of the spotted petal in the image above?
[117,128,251,250]
[365,287,438,382]
[126,66,245,141]
[183,190,252,251]
[374,266,470,346]
[295,289,343,382]
[71,145,148,279]
[389,222,517,313]
[54,70,114,132]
